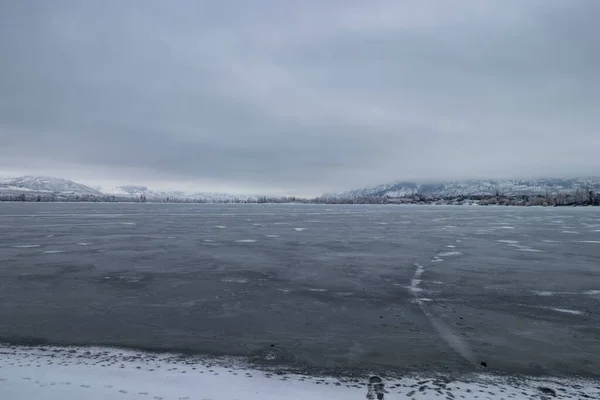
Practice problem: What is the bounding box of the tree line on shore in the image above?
[1,189,599,206]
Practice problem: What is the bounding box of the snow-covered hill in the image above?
[0,176,102,196]
[104,185,258,202]
[104,185,169,199]
[335,178,600,199]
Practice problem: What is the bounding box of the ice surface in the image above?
[2,203,600,381]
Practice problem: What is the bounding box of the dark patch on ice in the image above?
[538,386,556,397]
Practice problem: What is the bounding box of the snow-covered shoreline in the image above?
[1,344,599,399]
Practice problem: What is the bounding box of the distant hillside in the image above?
[105,185,260,202]
[332,178,600,200]
[4,175,599,205]
[0,176,281,203]
[0,176,102,196]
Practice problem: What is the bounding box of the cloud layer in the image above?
[1,1,599,195]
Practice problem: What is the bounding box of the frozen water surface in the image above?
[1,203,599,398]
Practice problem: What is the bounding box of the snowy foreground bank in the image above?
[1,345,599,400]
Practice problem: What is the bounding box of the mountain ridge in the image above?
[2,175,600,202]
[333,177,600,200]
[0,176,102,196]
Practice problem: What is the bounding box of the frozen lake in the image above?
[0,203,599,381]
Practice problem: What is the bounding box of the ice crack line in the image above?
[409,263,476,366]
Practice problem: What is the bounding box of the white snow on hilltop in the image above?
[333,177,600,199]
[0,176,263,202]
[1,345,599,400]
[105,185,261,202]
[0,176,102,196]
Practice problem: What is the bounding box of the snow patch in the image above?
[515,247,543,253]
[2,345,599,400]
[549,307,583,315]
[437,251,462,257]
[411,298,433,303]
[221,278,248,284]
[508,244,543,253]
[409,264,425,296]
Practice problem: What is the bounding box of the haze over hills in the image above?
[1,175,600,203]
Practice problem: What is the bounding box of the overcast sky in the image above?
[1,1,598,196]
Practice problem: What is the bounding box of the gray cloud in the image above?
[1,0,599,195]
